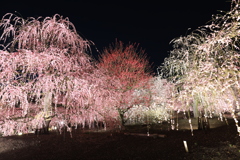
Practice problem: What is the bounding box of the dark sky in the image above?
[0,0,232,70]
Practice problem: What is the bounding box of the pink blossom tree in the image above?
[0,13,115,136]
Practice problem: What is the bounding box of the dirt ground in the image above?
[0,118,240,160]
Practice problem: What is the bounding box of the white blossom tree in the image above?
[159,0,240,132]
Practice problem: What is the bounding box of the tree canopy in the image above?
[159,0,240,133]
[97,41,153,126]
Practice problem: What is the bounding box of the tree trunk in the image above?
[35,92,53,135]
[43,92,52,117]
[198,116,210,130]
[193,100,199,118]
[43,119,51,134]
[119,111,126,130]
[35,119,51,135]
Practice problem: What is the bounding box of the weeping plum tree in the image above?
[124,77,173,125]
[159,0,240,132]
[0,13,116,136]
[150,77,173,118]
[97,41,153,127]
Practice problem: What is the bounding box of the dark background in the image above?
[0,0,232,70]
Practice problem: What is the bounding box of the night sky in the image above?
[0,0,232,70]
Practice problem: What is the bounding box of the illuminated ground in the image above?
[0,118,240,160]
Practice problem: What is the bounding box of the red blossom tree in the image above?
[97,41,153,127]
